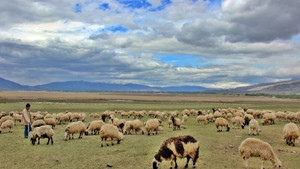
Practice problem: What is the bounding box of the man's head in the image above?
[26,103,31,110]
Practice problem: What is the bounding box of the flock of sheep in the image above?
[0,107,300,169]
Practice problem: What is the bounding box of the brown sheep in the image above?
[100,124,123,147]
[64,121,86,141]
[215,118,230,132]
[283,123,299,147]
[152,135,199,169]
[239,138,282,169]
[31,125,54,145]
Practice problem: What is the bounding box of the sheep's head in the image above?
[84,130,89,136]
[273,159,282,169]
[274,163,282,169]
[226,126,230,132]
[241,124,245,129]
[152,158,160,169]
[31,137,37,145]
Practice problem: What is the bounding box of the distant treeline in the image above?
[245,93,300,99]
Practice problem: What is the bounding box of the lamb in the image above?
[152,135,199,169]
[44,118,56,129]
[238,138,282,169]
[196,115,208,124]
[171,116,182,131]
[283,123,299,147]
[145,119,162,136]
[31,125,54,145]
[249,119,260,136]
[100,124,124,147]
[215,118,230,132]
[64,121,86,141]
[231,116,245,129]
[0,120,14,133]
[85,120,105,135]
[32,119,46,128]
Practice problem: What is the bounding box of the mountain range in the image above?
[0,77,299,94]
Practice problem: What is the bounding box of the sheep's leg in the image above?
[101,138,104,147]
[51,137,53,145]
[260,160,265,169]
[174,157,178,169]
[286,138,289,145]
[106,138,109,146]
[111,137,114,146]
[47,136,50,145]
[185,156,191,168]
[38,138,40,145]
[71,134,74,139]
[292,138,295,147]
[244,158,248,169]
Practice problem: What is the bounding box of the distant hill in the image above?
[0,77,214,92]
[229,79,300,94]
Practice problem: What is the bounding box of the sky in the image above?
[0,0,300,89]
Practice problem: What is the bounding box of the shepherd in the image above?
[21,103,32,138]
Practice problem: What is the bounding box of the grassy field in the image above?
[0,93,300,169]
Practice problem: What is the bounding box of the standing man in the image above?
[21,103,32,138]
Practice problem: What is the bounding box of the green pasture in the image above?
[0,100,300,169]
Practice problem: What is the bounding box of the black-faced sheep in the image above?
[0,120,14,133]
[110,117,126,132]
[283,123,299,147]
[31,125,54,145]
[32,119,46,128]
[249,119,260,136]
[85,120,105,135]
[171,117,182,131]
[239,138,282,169]
[215,118,230,132]
[64,121,86,141]
[100,124,124,147]
[152,135,199,169]
[244,114,254,126]
[145,119,162,136]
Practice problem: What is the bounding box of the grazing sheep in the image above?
[100,124,124,147]
[10,113,22,124]
[145,119,162,136]
[70,113,81,122]
[64,121,86,141]
[123,119,144,135]
[249,119,260,136]
[182,115,188,123]
[0,116,13,125]
[244,114,254,126]
[110,118,126,132]
[32,120,46,128]
[196,115,208,124]
[57,114,70,124]
[283,123,299,147]
[231,116,245,129]
[44,118,56,129]
[80,113,86,122]
[0,120,14,133]
[152,135,199,169]
[85,120,105,135]
[31,125,54,145]
[239,138,282,169]
[262,113,276,125]
[171,117,182,131]
[215,118,230,132]
[206,113,214,123]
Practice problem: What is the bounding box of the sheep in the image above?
[110,118,126,132]
[283,123,299,147]
[44,118,56,129]
[206,113,214,123]
[85,120,105,135]
[152,135,199,169]
[80,113,86,122]
[249,119,260,136]
[171,116,182,131]
[196,115,207,124]
[262,112,276,125]
[238,138,282,169]
[215,118,230,132]
[0,116,13,125]
[64,121,86,141]
[145,119,162,136]
[182,115,188,123]
[231,116,245,129]
[32,119,46,128]
[10,113,22,124]
[0,120,14,133]
[244,114,254,126]
[57,113,69,124]
[70,112,81,122]
[31,125,54,145]
[100,124,124,147]
[123,119,144,135]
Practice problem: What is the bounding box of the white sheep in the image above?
[85,120,105,135]
[0,120,14,133]
[100,124,124,147]
[32,119,46,128]
[283,123,299,147]
[215,118,230,132]
[152,135,199,169]
[0,116,13,125]
[249,119,260,135]
[145,119,162,136]
[182,115,188,123]
[64,121,86,141]
[171,116,182,131]
[123,119,144,135]
[239,138,282,169]
[196,115,207,124]
[44,118,56,129]
[231,116,245,129]
[262,112,276,125]
[31,125,55,145]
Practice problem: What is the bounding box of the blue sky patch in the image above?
[98,3,110,11]
[116,0,152,9]
[97,25,128,33]
[74,3,82,13]
[149,0,172,12]
[154,53,207,67]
